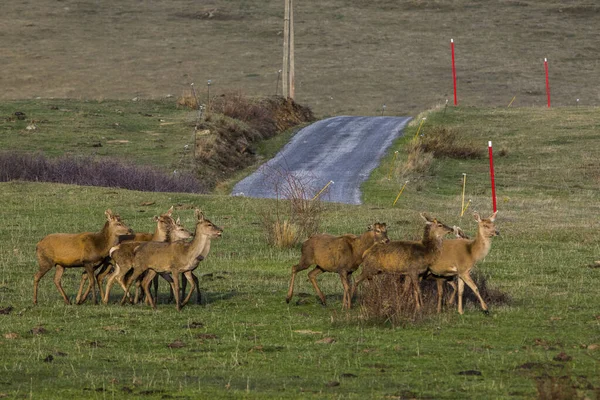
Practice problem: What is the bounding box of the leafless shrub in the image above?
[358,270,509,325]
[259,166,325,248]
[176,88,199,110]
[0,152,205,193]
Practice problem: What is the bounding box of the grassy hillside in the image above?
[1,106,599,398]
[2,0,600,116]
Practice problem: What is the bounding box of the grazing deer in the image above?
[429,211,499,314]
[286,223,390,309]
[351,214,453,310]
[34,209,132,305]
[125,209,223,311]
[102,210,192,305]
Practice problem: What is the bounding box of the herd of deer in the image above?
[33,205,498,314]
[286,211,499,314]
[34,207,223,311]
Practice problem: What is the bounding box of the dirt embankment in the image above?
[192,94,314,189]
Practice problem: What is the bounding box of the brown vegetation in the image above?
[286,223,390,309]
[34,210,132,305]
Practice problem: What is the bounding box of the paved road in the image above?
[231,116,411,205]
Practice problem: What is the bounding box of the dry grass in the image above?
[358,270,510,325]
[2,1,600,116]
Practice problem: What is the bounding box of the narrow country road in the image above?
[231,116,411,205]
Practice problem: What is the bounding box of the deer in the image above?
[102,209,192,305]
[429,211,499,314]
[351,214,454,311]
[286,223,390,309]
[122,209,223,311]
[75,206,178,303]
[34,209,133,305]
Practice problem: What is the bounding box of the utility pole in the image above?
[282,0,295,99]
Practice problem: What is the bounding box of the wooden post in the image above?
[282,0,290,98]
[289,0,295,99]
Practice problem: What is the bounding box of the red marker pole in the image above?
[451,39,457,106]
[544,58,551,108]
[488,141,497,213]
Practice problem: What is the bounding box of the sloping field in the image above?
[2,0,600,116]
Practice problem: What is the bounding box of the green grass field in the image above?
[1,105,599,399]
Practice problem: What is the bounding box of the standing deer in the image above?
[429,211,499,314]
[351,214,453,310]
[76,206,178,303]
[124,209,223,311]
[286,223,390,309]
[34,209,132,305]
[102,210,192,305]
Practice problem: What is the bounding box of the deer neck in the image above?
[186,228,211,260]
[99,221,120,252]
[471,226,492,262]
[354,231,376,260]
[152,226,169,242]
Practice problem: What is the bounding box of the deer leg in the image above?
[141,270,158,309]
[286,263,309,304]
[79,264,97,305]
[172,273,182,311]
[460,273,489,314]
[409,273,423,311]
[52,265,71,305]
[307,267,327,306]
[447,279,458,305]
[193,273,201,305]
[152,274,160,304]
[457,278,465,314]
[436,278,445,313]
[33,258,54,305]
[75,273,88,304]
[351,266,375,299]
[339,270,352,309]
[121,268,145,305]
[95,261,113,301]
[181,271,197,306]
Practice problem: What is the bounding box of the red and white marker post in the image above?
[544,58,551,108]
[451,39,457,106]
[488,141,497,213]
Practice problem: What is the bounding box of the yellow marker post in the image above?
[413,118,426,140]
[387,151,399,180]
[460,173,467,216]
[461,199,472,217]
[312,180,334,201]
[393,181,409,206]
[507,96,516,108]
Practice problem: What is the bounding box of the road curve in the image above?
[231,116,411,205]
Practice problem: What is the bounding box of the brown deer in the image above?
[75,206,178,303]
[124,209,223,311]
[34,209,133,305]
[286,223,390,309]
[351,214,453,310]
[102,210,192,305]
[429,211,499,314]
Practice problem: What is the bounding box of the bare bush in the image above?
[0,152,206,193]
[358,270,509,325]
[259,166,325,248]
[419,126,484,159]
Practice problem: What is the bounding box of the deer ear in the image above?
[176,217,181,224]
[153,215,159,222]
[105,209,114,220]
[166,206,174,217]
[195,209,204,221]
[367,225,373,231]
[420,212,434,222]
[473,212,482,222]
[489,211,497,222]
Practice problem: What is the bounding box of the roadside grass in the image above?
[0,106,599,398]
